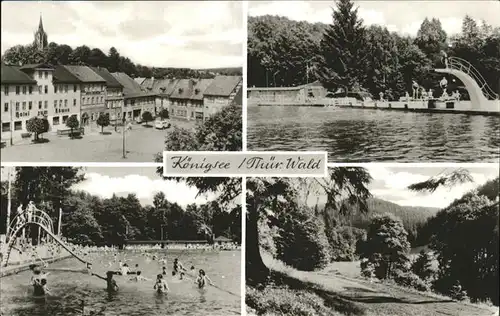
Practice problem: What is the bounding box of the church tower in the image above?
[33,15,48,50]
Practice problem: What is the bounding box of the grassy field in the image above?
[246,251,498,316]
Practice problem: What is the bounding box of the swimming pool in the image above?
[0,250,241,316]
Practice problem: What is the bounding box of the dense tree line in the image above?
[1,43,242,79]
[0,167,241,247]
[248,0,500,100]
[323,198,439,246]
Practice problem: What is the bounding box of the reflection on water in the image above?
[248,106,500,162]
[0,250,240,316]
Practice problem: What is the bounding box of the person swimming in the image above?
[153,274,169,293]
[93,271,119,292]
[130,271,150,282]
[120,263,130,276]
[195,269,213,289]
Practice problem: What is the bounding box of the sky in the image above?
[249,1,500,36]
[364,165,498,208]
[0,1,243,69]
[0,167,226,207]
[304,165,498,209]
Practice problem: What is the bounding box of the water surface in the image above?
[0,250,240,316]
[248,106,500,162]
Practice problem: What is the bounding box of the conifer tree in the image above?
[318,0,368,92]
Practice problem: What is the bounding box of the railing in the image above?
[3,211,89,267]
[447,57,499,100]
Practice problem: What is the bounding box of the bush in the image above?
[411,250,435,281]
[246,286,343,316]
[360,259,375,279]
[96,113,110,133]
[449,281,468,301]
[274,206,330,271]
[142,111,154,125]
[158,108,169,120]
[26,116,49,141]
[66,115,80,138]
[329,226,366,262]
[393,270,430,292]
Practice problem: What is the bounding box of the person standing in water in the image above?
[195,269,214,289]
[172,258,186,275]
[153,274,169,293]
[92,271,119,292]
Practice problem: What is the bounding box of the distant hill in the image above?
[195,67,243,76]
[320,197,440,245]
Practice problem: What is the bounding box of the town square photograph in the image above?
[247,0,500,162]
[0,166,242,316]
[245,166,499,316]
[1,1,243,162]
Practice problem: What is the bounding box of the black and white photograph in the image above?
[245,165,499,316]
[247,0,500,162]
[1,1,243,162]
[0,167,242,316]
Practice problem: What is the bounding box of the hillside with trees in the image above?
[1,43,241,79]
[320,197,439,246]
[248,1,500,100]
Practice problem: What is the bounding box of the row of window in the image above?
[83,96,104,105]
[7,84,79,96]
[4,99,77,112]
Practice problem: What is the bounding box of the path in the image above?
[287,266,497,316]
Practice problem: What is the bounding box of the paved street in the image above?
[1,121,195,162]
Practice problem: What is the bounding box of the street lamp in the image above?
[122,116,126,159]
[9,100,13,146]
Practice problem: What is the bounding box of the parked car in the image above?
[155,120,171,130]
[134,117,142,124]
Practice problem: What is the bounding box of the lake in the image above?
[0,250,241,316]
[247,106,500,162]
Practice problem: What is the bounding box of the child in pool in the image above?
[120,263,130,275]
[93,271,119,292]
[129,271,150,282]
[195,269,213,289]
[153,274,169,293]
[172,258,186,275]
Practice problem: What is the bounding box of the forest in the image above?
[247,0,500,100]
[1,43,242,79]
[0,167,242,246]
[245,170,499,315]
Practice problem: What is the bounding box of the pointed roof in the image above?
[38,14,44,31]
[204,75,242,97]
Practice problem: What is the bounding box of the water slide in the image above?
[3,221,90,267]
[435,57,499,110]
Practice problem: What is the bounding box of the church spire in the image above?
[38,14,44,31]
[34,13,48,50]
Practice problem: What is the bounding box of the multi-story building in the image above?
[143,78,180,115]
[111,72,156,121]
[203,75,242,120]
[90,67,124,124]
[63,65,106,126]
[51,65,82,128]
[169,78,214,123]
[1,64,38,139]
[1,63,83,138]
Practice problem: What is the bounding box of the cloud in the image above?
[366,166,498,208]
[72,173,214,207]
[249,1,500,36]
[1,1,243,68]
